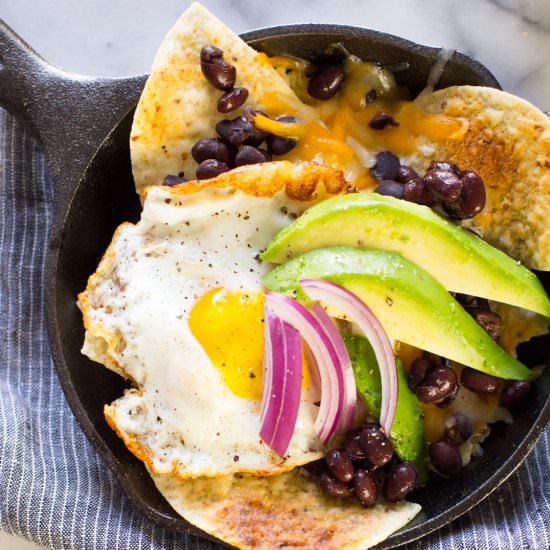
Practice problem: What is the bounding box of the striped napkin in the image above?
[0,108,548,550]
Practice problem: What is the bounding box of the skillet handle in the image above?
[0,18,146,218]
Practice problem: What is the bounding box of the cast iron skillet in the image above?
[0,18,548,549]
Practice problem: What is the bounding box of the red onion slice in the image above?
[310,302,356,432]
[264,291,344,444]
[259,304,302,456]
[300,279,398,436]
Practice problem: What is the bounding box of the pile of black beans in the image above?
[307,421,418,506]
[407,293,532,478]
[370,150,486,220]
[183,45,299,181]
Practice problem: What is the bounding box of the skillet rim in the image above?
[46,22,549,550]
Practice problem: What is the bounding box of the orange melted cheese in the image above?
[259,55,466,188]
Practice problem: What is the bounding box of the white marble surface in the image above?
[0,1,548,549]
[0,0,549,107]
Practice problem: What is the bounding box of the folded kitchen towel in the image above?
[0,109,548,550]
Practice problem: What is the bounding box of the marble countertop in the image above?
[0,0,548,549]
[1,0,549,108]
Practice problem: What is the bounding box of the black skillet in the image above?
[0,18,548,549]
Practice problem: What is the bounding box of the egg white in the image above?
[80,184,324,478]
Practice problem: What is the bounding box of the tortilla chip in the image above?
[405,86,550,270]
[153,469,421,550]
[130,2,300,194]
[143,160,347,201]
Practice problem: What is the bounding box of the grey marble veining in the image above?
[0,2,548,550]
[0,0,549,107]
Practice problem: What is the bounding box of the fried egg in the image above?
[79,161,346,478]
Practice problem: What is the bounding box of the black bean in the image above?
[162,175,187,186]
[196,159,230,180]
[475,297,491,310]
[461,367,499,395]
[436,384,459,409]
[423,351,446,368]
[326,449,354,483]
[423,169,463,202]
[308,65,345,100]
[500,380,531,409]
[359,423,394,467]
[267,135,297,155]
[397,166,434,204]
[200,45,223,63]
[396,165,419,184]
[428,161,461,175]
[454,293,476,306]
[415,366,458,404]
[266,117,298,155]
[403,178,437,205]
[465,307,501,340]
[354,469,378,507]
[366,88,377,103]
[458,170,486,217]
[383,462,418,502]
[369,112,399,130]
[200,46,236,91]
[429,441,462,476]
[375,180,405,199]
[319,472,354,498]
[216,116,268,147]
[303,458,325,476]
[217,87,249,113]
[191,138,234,164]
[443,200,467,220]
[443,412,473,447]
[343,429,368,461]
[370,150,400,181]
[407,358,432,391]
[235,145,271,166]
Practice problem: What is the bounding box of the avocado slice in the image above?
[344,333,382,417]
[262,246,532,380]
[261,193,550,318]
[344,334,427,482]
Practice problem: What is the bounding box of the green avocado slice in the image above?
[261,193,550,318]
[262,246,532,380]
[344,334,427,483]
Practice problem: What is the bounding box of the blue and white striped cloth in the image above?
[0,108,548,549]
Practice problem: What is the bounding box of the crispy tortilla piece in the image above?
[130,2,300,194]
[152,469,421,550]
[406,86,550,270]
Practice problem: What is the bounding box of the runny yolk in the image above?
[189,288,265,400]
[188,288,310,401]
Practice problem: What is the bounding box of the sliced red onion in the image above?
[264,291,345,444]
[300,279,398,436]
[259,304,302,456]
[310,302,356,432]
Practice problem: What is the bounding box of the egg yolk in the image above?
[189,288,310,401]
[189,288,265,400]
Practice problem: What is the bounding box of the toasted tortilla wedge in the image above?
[130,2,300,194]
[405,86,550,271]
[153,469,421,550]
